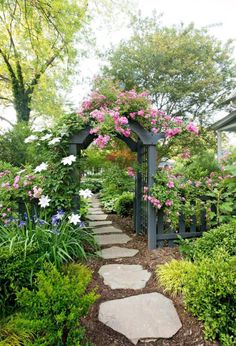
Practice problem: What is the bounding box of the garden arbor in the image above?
[69,120,164,250]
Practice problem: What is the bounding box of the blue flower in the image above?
[19,220,26,228]
[35,218,46,225]
[51,215,59,226]
[56,209,65,220]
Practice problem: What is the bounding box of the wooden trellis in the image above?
[69,120,164,250]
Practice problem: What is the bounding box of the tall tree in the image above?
[103,16,236,124]
[0,0,87,123]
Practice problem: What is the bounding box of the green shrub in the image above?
[114,192,134,216]
[3,263,98,345]
[157,250,236,345]
[81,177,103,193]
[100,195,119,213]
[157,259,195,296]
[0,244,43,317]
[178,219,236,260]
[183,251,236,344]
[0,318,34,346]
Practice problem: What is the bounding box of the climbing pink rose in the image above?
[127,167,135,177]
[33,186,43,199]
[165,199,173,207]
[167,181,175,188]
[186,122,199,135]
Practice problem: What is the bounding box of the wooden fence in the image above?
[156,197,217,247]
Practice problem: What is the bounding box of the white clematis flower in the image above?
[48,137,61,145]
[39,195,51,208]
[24,135,38,143]
[68,213,81,225]
[34,162,48,173]
[40,133,52,141]
[79,189,93,199]
[61,155,76,165]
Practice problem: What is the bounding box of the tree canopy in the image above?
[0,0,87,123]
[103,17,236,124]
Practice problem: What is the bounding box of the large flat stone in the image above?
[97,246,139,259]
[95,233,131,246]
[89,220,112,227]
[99,293,182,345]
[99,264,151,289]
[92,226,123,234]
[87,214,108,221]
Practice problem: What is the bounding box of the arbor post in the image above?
[147,144,157,249]
[135,141,143,234]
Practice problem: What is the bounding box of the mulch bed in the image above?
[82,214,220,346]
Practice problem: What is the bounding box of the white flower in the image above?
[24,135,38,143]
[68,213,81,225]
[34,162,48,173]
[61,155,76,165]
[38,195,51,208]
[48,137,61,145]
[59,125,69,137]
[79,189,93,199]
[40,133,52,141]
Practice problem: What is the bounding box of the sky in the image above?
[1,0,236,135]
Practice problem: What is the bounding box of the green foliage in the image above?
[0,218,98,270]
[100,163,134,213]
[157,250,236,344]
[81,176,103,193]
[183,251,236,344]
[0,0,87,122]
[178,219,236,260]
[157,259,195,296]
[103,16,236,123]
[0,124,38,166]
[0,317,34,346]
[0,243,43,317]
[115,192,134,216]
[0,263,98,345]
[174,151,220,180]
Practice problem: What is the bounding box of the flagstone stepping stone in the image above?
[88,208,103,212]
[90,203,101,207]
[99,293,182,345]
[95,233,131,246]
[88,211,104,215]
[97,246,139,259]
[87,214,108,221]
[92,226,123,234]
[89,220,112,227]
[99,264,151,289]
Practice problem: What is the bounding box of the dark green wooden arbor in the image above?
[69,120,163,250]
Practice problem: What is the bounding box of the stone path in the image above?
[87,196,182,345]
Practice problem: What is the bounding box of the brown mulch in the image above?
[82,214,220,346]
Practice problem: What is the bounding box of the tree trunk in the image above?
[13,85,32,123]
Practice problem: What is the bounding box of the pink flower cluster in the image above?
[186,122,199,135]
[94,135,110,149]
[79,89,199,149]
[165,128,182,138]
[144,195,162,209]
[127,167,135,177]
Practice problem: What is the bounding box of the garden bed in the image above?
[83,214,219,346]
